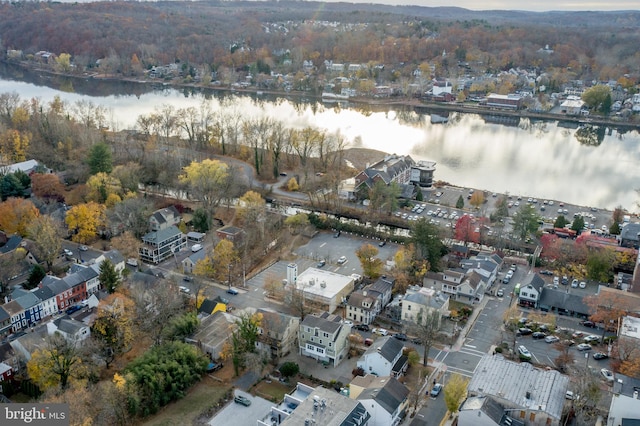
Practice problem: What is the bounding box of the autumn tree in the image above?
[355,243,384,279]
[91,293,135,368]
[444,374,469,415]
[106,196,153,238]
[194,239,240,284]
[221,312,262,376]
[413,308,441,366]
[0,197,39,236]
[86,172,123,204]
[236,190,266,225]
[582,84,612,114]
[180,159,229,222]
[87,142,113,175]
[30,173,65,203]
[284,213,309,234]
[65,202,106,243]
[0,129,29,163]
[455,214,478,245]
[287,177,299,191]
[27,333,88,391]
[584,289,635,340]
[109,231,141,264]
[469,191,485,210]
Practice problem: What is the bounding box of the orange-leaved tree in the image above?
[584,289,637,340]
[65,202,106,244]
[0,197,39,236]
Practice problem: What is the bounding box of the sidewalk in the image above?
[452,296,489,351]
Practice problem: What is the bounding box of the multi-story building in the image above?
[298,312,351,367]
[139,225,187,264]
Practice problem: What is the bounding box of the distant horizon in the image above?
[317,0,639,12]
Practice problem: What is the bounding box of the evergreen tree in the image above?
[26,265,46,290]
[0,173,25,200]
[456,195,464,209]
[99,259,120,293]
[88,142,113,175]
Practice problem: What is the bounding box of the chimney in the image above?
[363,290,367,297]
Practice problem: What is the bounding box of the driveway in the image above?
[208,390,272,426]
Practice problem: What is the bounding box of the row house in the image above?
[346,290,381,326]
[0,306,12,337]
[4,289,43,333]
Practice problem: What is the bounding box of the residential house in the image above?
[424,270,486,305]
[0,307,10,337]
[0,235,22,254]
[182,249,206,275]
[12,289,43,330]
[256,308,300,360]
[215,226,245,244]
[94,250,125,274]
[463,355,569,426]
[357,336,407,378]
[277,385,371,426]
[354,154,415,193]
[608,373,640,426]
[139,225,187,264]
[186,231,205,243]
[461,252,501,288]
[619,223,640,249]
[8,327,50,362]
[298,312,351,367]
[459,395,525,426]
[0,342,20,380]
[3,300,26,333]
[41,276,73,311]
[517,274,545,309]
[355,376,409,426]
[0,159,49,176]
[0,362,12,383]
[367,276,394,308]
[346,289,381,326]
[63,264,97,302]
[197,299,227,316]
[401,286,449,326]
[46,317,90,345]
[149,206,181,232]
[185,310,237,360]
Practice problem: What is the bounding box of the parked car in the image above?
[207,362,223,372]
[126,258,139,267]
[430,383,443,397]
[355,324,370,332]
[545,335,560,344]
[583,335,600,343]
[79,245,88,251]
[65,305,81,315]
[518,327,533,336]
[502,276,511,284]
[393,333,407,341]
[63,248,73,257]
[593,352,608,360]
[496,288,504,297]
[227,287,239,295]
[579,281,587,289]
[343,320,353,327]
[191,243,203,252]
[571,279,579,288]
[572,331,585,339]
[601,368,614,383]
[411,338,423,345]
[179,286,191,294]
[517,345,532,360]
[183,276,193,282]
[337,256,347,265]
[316,259,326,268]
[364,338,374,346]
[576,343,592,351]
[553,276,559,286]
[378,241,386,247]
[372,328,388,336]
[234,395,252,406]
[581,320,596,328]
[532,332,547,339]
[539,270,553,276]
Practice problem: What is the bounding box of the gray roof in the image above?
[102,250,124,265]
[360,155,415,187]
[0,235,22,254]
[151,206,180,225]
[301,312,343,334]
[217,225,243,236]
[462,258,499,274]
[63,266,98,288]
[466,271,484,290]
[142,225,182,244]
[358,377,409,415]
[0,306,9,322]
[257,308,296,336]
[460,396,525,426]
[186,249,206,264]
[369,277,394,293]
[620,223,640,242]
[404,291,448,309]
[1,300,23,316]
[15,292,40,310]
[468,355,569,420]
[538,288,590,315]
[364,336,404,363]
[280,385,371,426]
[347,291,377,312]
[44,277,71,295]
[53,317,87,335]
[527,273,545,289]
[31,286,55,301]
[612,373,640,398]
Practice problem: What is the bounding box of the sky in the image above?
[320,0,640,12]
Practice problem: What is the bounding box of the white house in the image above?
[401,287,449,326]
[517,274,545,309]
[357,336,407,378]
[46,317,90,345]
[346,289,381,326]
[94,250,125,274]
[351,375,409,426]
[31,286,58,318]
[424,270,486,305]
[608,373,640,426]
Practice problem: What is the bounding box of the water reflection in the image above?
[0,66,638,211]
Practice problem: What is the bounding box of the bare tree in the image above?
[413,308,442,366]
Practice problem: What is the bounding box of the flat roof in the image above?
[620,316,640,340]
[296,268,354,299]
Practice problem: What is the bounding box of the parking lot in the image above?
[208,390,272,426]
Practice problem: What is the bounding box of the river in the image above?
[1,63,639,212]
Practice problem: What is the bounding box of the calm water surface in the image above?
[1,70,638,212]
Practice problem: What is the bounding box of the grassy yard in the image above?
[139,375,231,426]
[252,379,294,403]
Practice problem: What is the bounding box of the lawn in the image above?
[252,379,294,404]
[139,375,231,426]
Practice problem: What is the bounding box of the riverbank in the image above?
[6,59,639,131]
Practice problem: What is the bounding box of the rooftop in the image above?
[280,386,370,426]
[301,312,343,335]
[620,316,640,340]
[295,268,354,300]
[362,335,404,363]
[468,355,569,420]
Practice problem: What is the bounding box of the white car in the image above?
[373,328,388,336]
[601,368,614,383]
[63,249,73,256]
[517,345,532,360]
[545,335,560,343]
[579,281,586,289]
[343,320,353,327]
[191,244,203,252]
[337,256,347,265]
